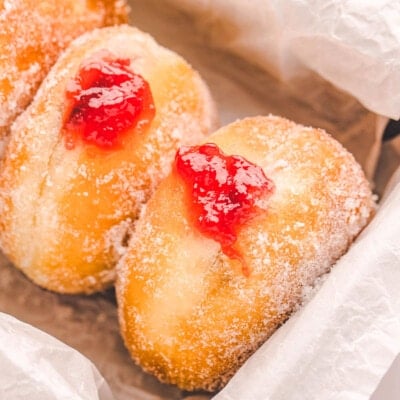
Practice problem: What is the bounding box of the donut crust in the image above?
[0,26,217,293]
[116,115,374,391]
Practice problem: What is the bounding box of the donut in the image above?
[116,115,374,391]
[0,25,217,293]
[0,0,129,154]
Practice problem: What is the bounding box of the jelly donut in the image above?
[116,115,374,391]
[0,0,129,153]
[0,25,217,293]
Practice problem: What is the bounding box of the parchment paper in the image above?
[0,313,114,400]
[166,0,400,120]
[0,0,399,399]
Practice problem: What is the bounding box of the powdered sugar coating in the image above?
[116,115,374,391]
[0,0,129,152]
[0,25,218,293]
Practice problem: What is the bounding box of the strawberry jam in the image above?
[63,51,155,150]
[175,143,274,275]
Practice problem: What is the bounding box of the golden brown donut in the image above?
[116,115,374,391]
[0,25,217,293]
[0,0,129,153]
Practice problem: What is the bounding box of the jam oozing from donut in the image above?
[63,52,155,150]
[175,143,274,275]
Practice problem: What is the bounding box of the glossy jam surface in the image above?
[63,51,155,150]
[175,143,274,275]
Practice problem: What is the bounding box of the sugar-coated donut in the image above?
[0,25,217,293]
[0,0,129,154]
[116,115,374,391]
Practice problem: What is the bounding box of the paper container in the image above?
[0,0,399,399]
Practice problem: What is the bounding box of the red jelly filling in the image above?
[175,143,274,275]
[63,51,155,150]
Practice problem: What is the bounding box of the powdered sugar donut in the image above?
[0,25,217,293]
[0,0,129,154]
[116,115,374,391]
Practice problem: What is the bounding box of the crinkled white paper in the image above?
[0,312,114,400]
[281,0,400,120]
[213,169,400,400]
[168,0,400,119]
